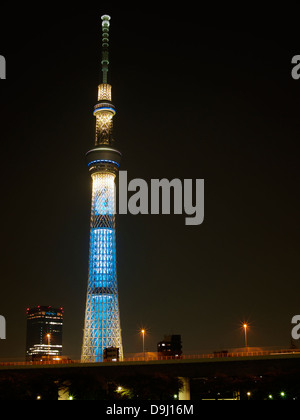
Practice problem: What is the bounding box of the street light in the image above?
[141,329,145,361]
[243,324,248,348]
[47,334,51,362]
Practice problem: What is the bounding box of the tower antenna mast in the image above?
[101,15,111,84]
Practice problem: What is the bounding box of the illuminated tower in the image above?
[81,15,123,363]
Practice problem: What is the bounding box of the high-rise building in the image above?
[81,15,123,363]
[26,306,63,361]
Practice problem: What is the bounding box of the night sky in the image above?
[0,6,299,360]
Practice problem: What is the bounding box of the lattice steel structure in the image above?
[81,15,123,363]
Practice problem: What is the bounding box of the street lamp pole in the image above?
[47,334,51,362]
[244,324,248,348]
[141,330,145,361]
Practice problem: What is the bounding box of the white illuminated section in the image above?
[91,173,116,216]
[98,84,112,101]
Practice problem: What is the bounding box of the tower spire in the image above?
[93,15,116,146]
[101,15,111,84]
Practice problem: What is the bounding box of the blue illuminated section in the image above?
[89,228,116,290]
[93,107,116,116]
[88,160,120,168]
[87,227,118,359]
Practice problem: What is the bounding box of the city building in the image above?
[104,347,120,362]
[157,335,183,358]
[26,306,63,361]
[81,15,123,363]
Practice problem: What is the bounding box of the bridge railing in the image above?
[123,349,300,362]
[1,349,300,367]
[0,359,78,367]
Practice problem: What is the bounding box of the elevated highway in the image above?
[1,352,300,400]
[1,351,300,378]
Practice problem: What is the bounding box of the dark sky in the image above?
[0,6,299,360]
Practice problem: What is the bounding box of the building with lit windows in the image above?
[81,15,123,363]
[157,335,183,359]
[26,306,63,361]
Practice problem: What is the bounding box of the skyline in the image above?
[0,7,299,360]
